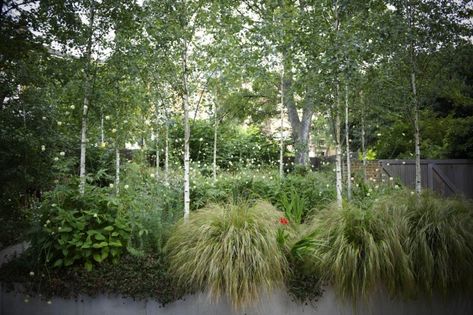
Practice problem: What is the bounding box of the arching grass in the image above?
[399,192,473,295]
[293,202,414,303]
[165,201,288,309]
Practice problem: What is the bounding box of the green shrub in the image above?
[32,184,131,271]
[166,201,288,309]
[293,203,414,302]
[120,162,183,256]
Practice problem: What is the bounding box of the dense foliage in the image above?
[32,184,131,271]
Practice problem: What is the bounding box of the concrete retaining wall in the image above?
[1,286,472,315]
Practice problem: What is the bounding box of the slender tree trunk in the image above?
[408,1,422,196]
[345,82,352,201]
[182,42,190,221]
[155,129,160,179]
[100,112,104,144]
[115,146,120,195]
[335,82,343,208]
[360,91,367,182]
[279,71,284,178]
[412,72,421,195]
[79,1,95,195]
[154,102,160,179]
[333,0,342,207]
[212,101,218,182]
[164,117,169,185]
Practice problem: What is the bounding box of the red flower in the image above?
[279,217,289,225]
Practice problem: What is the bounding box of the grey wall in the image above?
[1,286,473,315]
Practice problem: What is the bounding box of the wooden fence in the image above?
[378,159,473,199]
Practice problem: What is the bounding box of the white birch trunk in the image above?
[100,112,104,144]
[115,146,120,195]
[412,72,422,195]
[335,82,343,208]
[164,118,169,185]
[334,1,342,208]
[79,1,95,195]
[360,91,367,182]
[408,2,422,196]
[182,43,190,222]
[345,82,352,201]
[155,130,160,180]
[279,71,284,178]
[212,101,217,182]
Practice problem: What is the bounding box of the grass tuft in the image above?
[165,201,288,309]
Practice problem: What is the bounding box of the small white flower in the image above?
[366,192,371,196]
[58,227,62,230]
[105,115,110,120]
[51,203,57,207]
[377,133,382,137]
[124,184,129,189]
[57,121,62,126]
[24,299,29,303]
[410,191,415,195]
[29,271,34,276]
[93,213,98,218]
[124,120,128,124]
[54,179,59,184]
[109,183,114,188]
[53,157,59,161]
[199,138,203,142]
[70,105,75,110]
[65,111,70,115]
[111,128,117,133]
[59,151,65,156]
[395,185,399,189]
[389,177,394,181]
[42,116,47,120]
[84,105,88,110]
[41,145,46,151]
[150,173,155,178]
[46,219,50,224]
[47,301,52,305]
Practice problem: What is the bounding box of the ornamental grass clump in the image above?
[398,192,473,295]
[294,203,414,303]
[166,201,288,309]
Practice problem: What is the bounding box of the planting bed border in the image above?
[1,244,472,315]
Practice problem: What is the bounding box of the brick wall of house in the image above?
[347,160,381,181]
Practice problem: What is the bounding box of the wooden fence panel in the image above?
[379,160,473,199]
